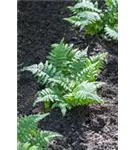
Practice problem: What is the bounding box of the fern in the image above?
[17,114,62,150]
[21,40,107,115]
[65,0,118,41]
[76,53,107,82]
[104,24,118,41]
[64,81,104,107]
[64,0,103,33]
[17,142,38,150]
[20,61,61,86]
[47,39,79,74]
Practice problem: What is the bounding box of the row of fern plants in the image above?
[18,39,107,149]
[18,1,111,149]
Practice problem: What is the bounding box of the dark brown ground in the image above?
[17,1,118,150]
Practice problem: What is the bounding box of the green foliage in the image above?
[17,114,62,150]
[104,24,118,41]
[17,142,38,150]
[64,81,105,107]
[64,0,118,41]
[21,39,107,115]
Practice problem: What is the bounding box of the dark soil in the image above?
[18,1,118,150]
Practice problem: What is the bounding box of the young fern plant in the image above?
[21,39,107,115]
[65,0,103,34]
[17,114,62,150]
[64,0,118,41]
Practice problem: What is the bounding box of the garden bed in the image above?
[18,1,118,150]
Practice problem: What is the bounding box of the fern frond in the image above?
[64,0,103,32]
[77,52,107,82]
[74,81,103,101]
[64,46,90,77]
[18,114,61,150]
[48,40,90,78]
[90,52,107,71]
[49,76,73,92]
[17,142,38,150]
[21,61,61,86]
[65,11,101,30]
[34,77,74,107]
[31,130,62,149]
[68,0,101,13]
[106,0,118,9]
[34,88,61,106]
[104,25,118,40]
[67,59,88,79]
[64,16,87,28]
[48,39,78,74]
[17,114,49,143]
[79,11,101,23]
[76,62,99,82]
[64,81,104,107]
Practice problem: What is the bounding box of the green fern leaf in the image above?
[48,39,78,73]
[104,25,118,40]
[21,61,61,86]
[17,142,38,150]
[34,88,61,106]
[64,81,104,107]
[18,114,61,150]
[51,102,71,116]
[33,130,62,149]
